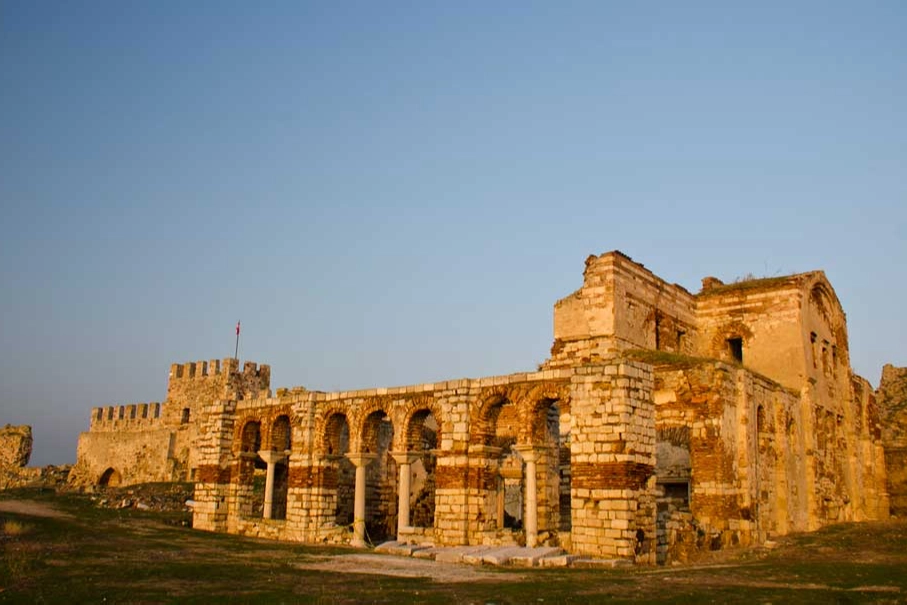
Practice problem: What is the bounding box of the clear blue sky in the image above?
[1,1,905,465]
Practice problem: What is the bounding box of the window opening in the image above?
[810,333,818,368]
[727,337,743,363]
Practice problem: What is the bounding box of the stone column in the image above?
[515,445,540,548]
[346,452,377,547]
[258,450,288,520]
[390,452,420,538]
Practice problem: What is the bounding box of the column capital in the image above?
[468,444,503,457]
[346,452,378,467]
[389,451,421,465]
[258,450,289,465]
[513,444,549,462]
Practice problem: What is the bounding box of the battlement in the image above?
[168,358,270,383]
[169,358,231,380]
[166,358,271,411]
[89,402,164,432]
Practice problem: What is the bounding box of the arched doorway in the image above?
[98,467,121,487]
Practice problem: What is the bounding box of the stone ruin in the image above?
[66,250,901,564]
[877,365,907,516]
[0,424,71,490]
[0,425,32,469]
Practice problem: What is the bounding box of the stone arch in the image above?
[240,419,262,454]
[404,407,440,529]
[316,410,355,527]
[473,388,523,532]
[399,396,444,451]
[709,321,755,364]
[270,415,291,452]
[359,406,393,454]
[405,408,440,451]
[523,387,572,537]
[360,408,397,542]
[471,390,513,447]
[268,415,291,520]
[318,409,351,457]
[809,282,837,325]
[808,278,850,368]
[98,467,121,487]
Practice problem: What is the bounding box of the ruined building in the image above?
[70,251,892,564]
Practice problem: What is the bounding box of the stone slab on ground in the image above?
[412,548,440,560]
[374,541,431,557]
[509,547,565,567]
[388,544,568,567]
[435,546,487,564]
[539,554,580,567]
[481,547,526,566]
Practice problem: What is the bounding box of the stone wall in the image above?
[877,364,907,515]
[68,427,174,486]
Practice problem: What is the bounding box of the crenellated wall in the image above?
[89,403,163,430]
[70,357,271,487]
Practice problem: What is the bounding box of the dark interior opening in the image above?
[727,337,743,362]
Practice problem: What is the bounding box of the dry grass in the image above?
[2,519,30,536]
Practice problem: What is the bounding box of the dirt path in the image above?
[0,499,73,519]
[295,553,527,583]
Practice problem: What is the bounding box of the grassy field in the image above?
[2,487,906,604]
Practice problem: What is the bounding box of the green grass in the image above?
[2,488,907,603]
[698,275,794,297]
[625,349,715,368]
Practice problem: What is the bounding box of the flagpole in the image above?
[234,321,240,360]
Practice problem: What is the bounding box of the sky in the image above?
[1,1,905,466]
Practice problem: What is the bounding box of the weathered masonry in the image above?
[71,251,893,564]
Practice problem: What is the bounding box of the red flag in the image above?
[236,321,240,336]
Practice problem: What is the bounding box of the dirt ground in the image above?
[0,499,72,519]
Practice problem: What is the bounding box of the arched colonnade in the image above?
[226,380,572,548]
